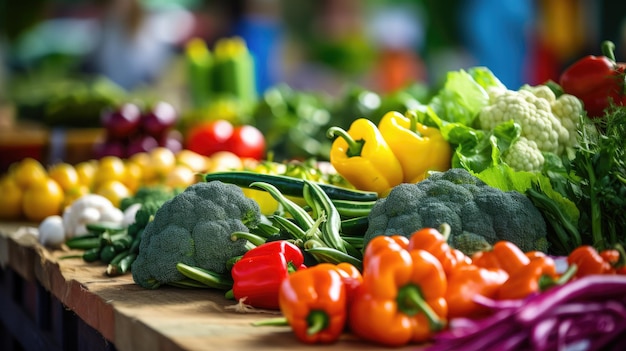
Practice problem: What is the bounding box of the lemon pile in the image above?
[0,148,240,222]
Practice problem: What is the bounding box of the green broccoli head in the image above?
[131,181,261,289]
[364,168,548,255]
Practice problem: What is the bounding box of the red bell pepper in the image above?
[559,40,626,118]
[231,240,306,309]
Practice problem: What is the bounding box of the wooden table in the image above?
[0,222,418,351]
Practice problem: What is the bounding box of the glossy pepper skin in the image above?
[567,245,616,278]
[445,264,509,318]
[408,225,471,276]
[496,255,559,300]
[349,235,447,347]
[471,240,531,275]
[279,263,347,344]
[559,40,626,118]
[231,240,306,310]
[327,118,404,196]
[378,110,452,183]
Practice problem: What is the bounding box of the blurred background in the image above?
[0,0,625,169]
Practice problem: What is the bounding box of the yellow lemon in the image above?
[22,177,64,222]
[95,180,131,208]
[10,157,48,190]
[48,162,80,191]
[166,165,197,189]
[129,152,155,182]
[94,156,126,186]
[0,175,23,220]
[149,147,176,178]
[122,161,143,193]
[176,149,208,173]
[75,160,98,188]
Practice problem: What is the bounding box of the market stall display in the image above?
[2,39,626,351]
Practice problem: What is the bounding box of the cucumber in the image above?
[65,236,102,250]
[99,245,118,264]
[204,171,378,202]
[85,221,126,234]
[82,247,102,262]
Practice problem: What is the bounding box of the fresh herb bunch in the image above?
[570,105,626,248]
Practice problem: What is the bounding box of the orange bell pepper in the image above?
[407,225,472,276]
[496,255,559,300]
[278,263,347,344]
[471,240,530,275]
[349,235,447,347]
[334,262,363,303]
[445,264,509,318]
[567,245,616,278]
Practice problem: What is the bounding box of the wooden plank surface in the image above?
[0,223,422,351]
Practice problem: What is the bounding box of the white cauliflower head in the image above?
[502,137,545,172]
[551,93,584,153]
[478,87,572,156]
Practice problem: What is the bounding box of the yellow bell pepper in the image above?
[378,110,452,183]
[327,118,403,196]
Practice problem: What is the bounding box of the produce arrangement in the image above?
[2,40,626,350]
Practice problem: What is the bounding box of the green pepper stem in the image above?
[397,285,445,331]
[438,223,451,242]
[405,110,422,136]
[326,126,364,157]
[539,264,578,291]
[306,310,329,336]
[602,40,616,62]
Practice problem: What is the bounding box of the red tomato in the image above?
[227,125,266,160]
[185,120,234,156]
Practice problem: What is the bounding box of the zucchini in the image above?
[340,216,369,236]
[204,171,378,202]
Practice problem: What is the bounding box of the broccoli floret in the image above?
[127,201,164,238]
[131,181,261,289]
[364,168,548,255]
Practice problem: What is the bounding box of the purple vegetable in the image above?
[517,275,626,325]
[427,275,626,351]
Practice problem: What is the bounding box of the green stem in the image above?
[397,285,445,331]
[585,162,603,246]
[438,223,451,242]
[326,126,363,157]
[251,317,289,327]
[602,40,616,62]
[405,110,422,136]
[306,310,329,336]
